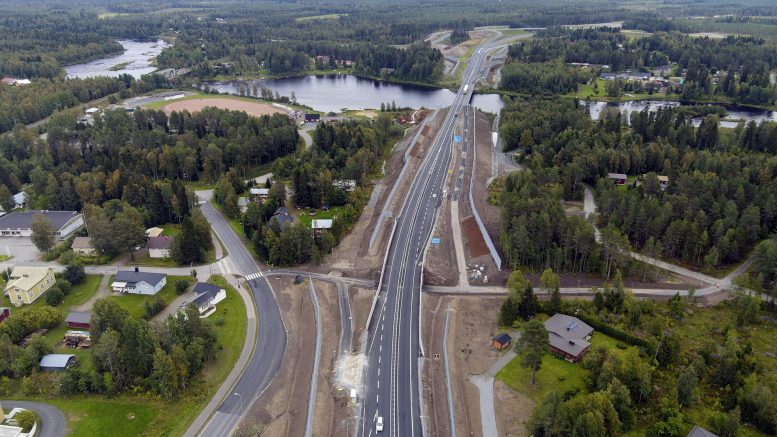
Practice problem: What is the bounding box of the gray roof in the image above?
[274,207,290,216]
[687,426,719,437]
[548,334,590,358]
[40,354,76,368]
[0,210,81,231]
[147,236,173,249]
[607,173,627,180]
[193,282,223,295]
[115,270,166,287]
[65,311,91,325]
[271,214,295,227]
[544,314,593,340]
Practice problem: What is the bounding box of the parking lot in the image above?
[0,237,41,264]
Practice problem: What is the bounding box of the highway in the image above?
[359,40,498,437]
[191,197,287,437]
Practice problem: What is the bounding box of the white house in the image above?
[311,219,333,237]
[179,282,226,318]
[112,269,167,295]
[250,188,270,198]
[333,179,356,192]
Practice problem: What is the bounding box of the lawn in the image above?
[160,223,180,237]
[13,274,102,312]
[295,205,347,228]
[497,352,589,402]
[107,275,191,319]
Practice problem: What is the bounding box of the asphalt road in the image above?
[359,39,497,437]
[1,401,66,437]
[192,198,287,437]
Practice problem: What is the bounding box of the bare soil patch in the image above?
[425,198,458,286]
[423,294,506,437]
[162,98,287,117]
[462,217,488,258]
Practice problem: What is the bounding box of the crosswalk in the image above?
[244,272,264,281]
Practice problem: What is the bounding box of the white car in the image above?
[376,416,384,432]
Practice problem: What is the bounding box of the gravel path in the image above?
[468,334,518,437]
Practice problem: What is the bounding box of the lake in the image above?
[65,39,170,79]
[202,75,506,114]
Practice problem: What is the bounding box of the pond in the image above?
[65,39,170,79]
[202,74,506,114]
[587,100,777,128]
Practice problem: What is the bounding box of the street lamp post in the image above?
[234,392,244,431]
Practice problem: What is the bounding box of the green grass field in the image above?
[295,205,347,228]
[106,275,190,319]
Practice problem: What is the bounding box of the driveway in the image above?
[1,400,67,437]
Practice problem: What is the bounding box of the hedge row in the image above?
[574,313,656,355]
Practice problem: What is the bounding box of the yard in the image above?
[497,347,589,403]
[295,205,347,228]
[2,275,248,437]
[106,275,191,319]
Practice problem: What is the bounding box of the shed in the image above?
[40,354,77,372]
[71,236,96,256]
[607,173,627,185]
[65,311,91,330]
[491,333,512,350]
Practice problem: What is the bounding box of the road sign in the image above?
[453,135,462,143]
[431,237,441,244]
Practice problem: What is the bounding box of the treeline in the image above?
[0,73,173,134]
[500,61,583,95]
[506,28,777,105]
[499,97,777,270]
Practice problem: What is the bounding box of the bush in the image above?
[14,409,39,432]
[214,315,225,326]
[142,297,166,320]
[55,279,72,296]
[175,279,191,295]
[63,263,85,284]
[45,287,64,306]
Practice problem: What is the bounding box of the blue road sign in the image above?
[453,135,462,143]
[431,237,441,244]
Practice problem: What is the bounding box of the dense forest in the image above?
[212,115,401,266]
[498,97,777,274]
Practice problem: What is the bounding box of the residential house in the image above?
[0,307,9,323]
[147,236,173,259]
[491,333,512,350]
[311,219,333,237]
[544,313,594,362]
[250,188,270,199]
[333,179,357,192]
[687,426,719,437]
[304,113,320,123]
[39,354,77,372]
[65,311,91,330]
[12,192,26,209]
[607,173,627,185]
[0,210,84,238]
[238,197,249,213]
[84,108,100,118]
[71,237,96,256]
[180,282,227,318]
[111,269,167,295]
[3,266,55,307]
[270,207,295,228]
[146,227,164,238]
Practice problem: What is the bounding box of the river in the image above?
[65,39,170,79]
[202,75,505,114]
